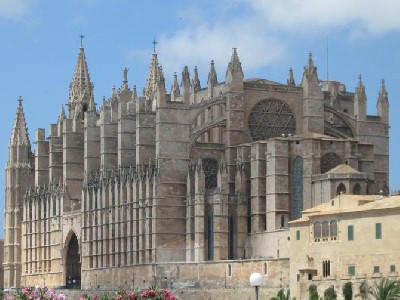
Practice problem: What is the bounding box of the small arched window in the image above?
[330,220,337,237]
[281,215,285,228]
[314,222,321,238]
[337,183,346,195]
[322,221,329,237]
[353,183,361,195]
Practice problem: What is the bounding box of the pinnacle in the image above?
[10,97,30,147]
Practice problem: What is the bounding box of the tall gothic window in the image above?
[291,156,303,220]
[202,158,218,190]
[321,152,342,174]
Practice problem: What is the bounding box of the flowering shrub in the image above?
[82,287,176,300]
[12,286,66,300]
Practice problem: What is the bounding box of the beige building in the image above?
[290,194,400,300]
[3,44,389,290]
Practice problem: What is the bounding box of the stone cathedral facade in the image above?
[3,46,389,289]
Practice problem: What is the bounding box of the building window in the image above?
[264,262,268,275]
[353,183,361,195]
[348,225,354,241]
[297,274,300,282]
[330,220,337,237]
[291,156,303,220]
[376,223,382,239]
[348,266,355,276]
[228,264,232,276]
[296,230,300,240]
[337,183,346,195]
[323,260,331,277]
[314,222,321,239]
[374,266,380,274]
[390,265,396,273]
[322,221,329,237]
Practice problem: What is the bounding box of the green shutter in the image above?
[374,266,380,273]
[390,265,396,273]
[376,223,382,239]
[348,225,354,241]
[348,266,355,276]
[296,230,300,240]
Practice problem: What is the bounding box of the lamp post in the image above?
[249,272,263,300]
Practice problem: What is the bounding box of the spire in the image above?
[10,96,31,147]
[377,79,389,122]
[192,66,201,92]
[226,48,243,83]
[379,79,388,101]
[171,72,180,100]
[208,60,218,86]
[287,68,295,86]
[303,52,319,81]
[132,85,138,102]
[354,74,367,121]
[121,67,129,90]
[356,74,366,98]
[144,52,160,100]
[181,66,191,105]
[68,46,95,118]
[58,104,66,121]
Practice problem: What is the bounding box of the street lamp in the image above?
[249,272,263,300]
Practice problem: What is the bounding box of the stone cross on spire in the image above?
[152,38,157,53]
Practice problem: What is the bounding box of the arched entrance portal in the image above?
[65,233,81,288]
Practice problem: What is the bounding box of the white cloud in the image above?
[0,0,30,19]
[133,0,400,84]
[157,19,286,81]
[247,0,400,35]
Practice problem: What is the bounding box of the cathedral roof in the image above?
[10,97,30,147]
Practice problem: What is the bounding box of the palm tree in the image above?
[368,278,400,300]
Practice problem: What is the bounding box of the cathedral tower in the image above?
[3,97,33,287]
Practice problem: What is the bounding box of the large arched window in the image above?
[291,156,303,220]
[321,153,342,174]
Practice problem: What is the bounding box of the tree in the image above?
[343,282,353,300]
[324,286,337,300]
[368,278,400,300]
[309,285,319,300]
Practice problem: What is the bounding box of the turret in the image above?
[171,72,180,101]
[191,66,201,103]
[287,68,295,86]
[225,48,243,91]
[68,46,95,118]
[207,60,218,98]
[4,97,33,288]
[377,79,389,122]
[354,75,367,121]
[301,52,324,134]
[181,66,191,106]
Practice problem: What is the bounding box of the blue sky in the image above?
[1,0,400,237]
